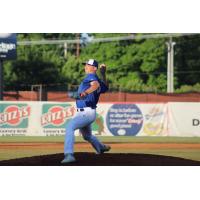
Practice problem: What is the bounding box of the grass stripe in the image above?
[1,136,200,143]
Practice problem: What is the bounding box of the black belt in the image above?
[77,108,85,112]
[77,107,95,112]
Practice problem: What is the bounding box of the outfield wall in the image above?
[4,91,200,102]
[0,101,199,137]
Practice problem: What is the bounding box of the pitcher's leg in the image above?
[64,111,95,155]
[80,125,106,153]
[64,119,76,154]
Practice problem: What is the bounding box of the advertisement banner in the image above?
[97,103,168,136]
[168,102,200,136]
[0,103,31,135]
[139,103,169,136]
[41,103,75,136]
[0,33,17,60]
[0,101,199,137]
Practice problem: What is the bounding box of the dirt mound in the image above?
[0,153,200,166]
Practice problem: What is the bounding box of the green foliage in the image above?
[4,34,70,89]
[139,39,165,72]
[62,55,84,86]
[80,36,167,92]
[174,35,200,88]
[118,73,144,92]
[3,33,200,93]
[176,83,200,93]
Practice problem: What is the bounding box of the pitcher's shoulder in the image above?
[85,73,98,82]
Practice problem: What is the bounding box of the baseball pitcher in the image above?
[61,59,111,164]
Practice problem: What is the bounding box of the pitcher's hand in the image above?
[100,64,106,75]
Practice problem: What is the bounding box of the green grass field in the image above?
[1,136,200,162]
[1,135,200,143]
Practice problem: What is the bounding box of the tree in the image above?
[174,35,200,88]
[4,33,200,93]
[4,33,76,90]
[80,34,167,92]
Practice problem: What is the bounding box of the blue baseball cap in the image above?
[82,59,98,68]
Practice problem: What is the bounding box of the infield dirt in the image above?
[0,152,200,166]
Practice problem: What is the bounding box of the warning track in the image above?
[1,142,200,150]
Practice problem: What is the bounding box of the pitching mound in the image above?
[0,153,200,166]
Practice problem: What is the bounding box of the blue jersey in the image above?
[76,73,108,108]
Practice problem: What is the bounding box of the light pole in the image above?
[170,40,176,93]
[64,42,68,58]
[166,37,176,93]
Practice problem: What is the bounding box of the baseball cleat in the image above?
[99,145,111,154]
[61,154,76,164]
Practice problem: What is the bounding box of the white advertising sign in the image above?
[168,102,200,136]
[0,101,199,137]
